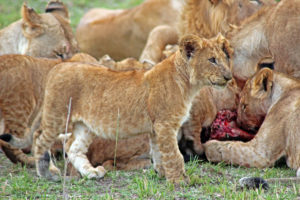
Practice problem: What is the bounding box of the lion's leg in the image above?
[139,25,178,64]
[67,123,106,179]
[286,121,300,175]
[34,128,61,181]
[152,123,188,183]
[203,139,284,168]
[149,132,164,177]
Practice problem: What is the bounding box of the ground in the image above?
[0,150,299,199]
[0,0,299,199]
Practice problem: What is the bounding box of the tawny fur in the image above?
[66,134,151,175]
[0,1,78,59]
[98,55,154,71]
[67,54,238,174]
[76,0,185,60]
[228,0,300,87]
[140,0,274,64]
[204,68,300,176]
[34,34,233,183]
[180,79,240,156]
[0,53,98,166]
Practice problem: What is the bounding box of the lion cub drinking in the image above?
[34,34,233,183]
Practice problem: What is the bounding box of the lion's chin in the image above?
[210,80,228,89]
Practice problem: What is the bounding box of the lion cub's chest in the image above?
[180,101,193,126]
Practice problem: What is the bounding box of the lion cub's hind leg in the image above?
[35,131,61,181]
[67,122,106,179]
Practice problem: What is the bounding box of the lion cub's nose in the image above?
[224,72,232,81]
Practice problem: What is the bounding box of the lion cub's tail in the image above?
[0,140,35,167]
[0,110,42,149]
[0,110,42,166]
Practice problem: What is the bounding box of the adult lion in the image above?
[0,1,78,59]
[204,68,300,177]
[228,0,300,87]
[76,0,185,61]
[33,34,233,183]
[140,0,275,64]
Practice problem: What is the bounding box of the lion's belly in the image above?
[79,111,152,140]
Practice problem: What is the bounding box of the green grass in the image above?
[0,152,299,199]
[0,0,297,199]
[0,0,143,29]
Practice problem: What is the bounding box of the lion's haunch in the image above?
[210,110,255,141]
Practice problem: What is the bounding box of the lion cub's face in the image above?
[179,34,233,87]
[237,68,273,131]
[20,2,78,58]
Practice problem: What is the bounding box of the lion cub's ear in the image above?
[21,3,44,38]
[179,34,205,61]
[215,33,233,60]
[45,0,69,19]
[209,0,219,5]
[252,68,273,96]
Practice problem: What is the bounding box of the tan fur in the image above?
[67,51,239,174]
[179,0,273,38]
[180,79,240,155]
[98,55,154,71]
[34,34,233,183]
[66,134,151,175]
[204,68,300,176]
[0,1,78,58]
[0,53,98,166]
[140,0,274,64]
[228,0,300,87]
[76,0,185,61]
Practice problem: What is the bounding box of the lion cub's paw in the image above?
[49,165,62,182]
[86,166,106,179]
[168,174,190,185]
[203,140,223,162]
[153,164,165,177]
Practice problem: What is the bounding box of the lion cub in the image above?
[204,68,300,176]
[34,34,233,183]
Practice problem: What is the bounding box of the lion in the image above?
[179,79,240,159]
[228,0,300,88]
[0,53,98,166]
[1,55,152,172]
[98,54,154,71]
[204,68,300,181]
[139,0,275,64]
[67,59,238,175]
[0,1,78,59]
[66,134,151,176]
[33,34,233,183]
[75,0,185,61]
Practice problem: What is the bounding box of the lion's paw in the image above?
[86,166,106,179]
[203,140,224,162]
[153,164,165,177]
[167,173,190,185]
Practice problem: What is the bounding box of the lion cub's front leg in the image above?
[152,122,189,184]
[67,123,106,179]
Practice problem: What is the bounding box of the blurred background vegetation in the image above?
[0,0,143,29]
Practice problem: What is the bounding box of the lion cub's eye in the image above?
[241,104,247,111]
[208,57,217,64]
[53,50,64,59]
